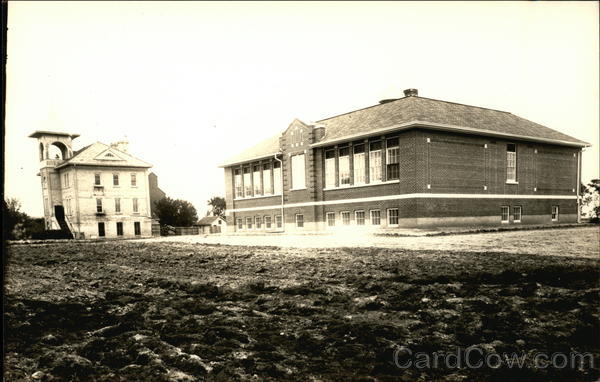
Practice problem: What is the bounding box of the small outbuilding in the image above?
[196,216,227,234]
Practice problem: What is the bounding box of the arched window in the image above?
[39,143,45,161]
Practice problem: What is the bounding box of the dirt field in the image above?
[4,227,599,381]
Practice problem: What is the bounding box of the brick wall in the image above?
[223,127,581,230]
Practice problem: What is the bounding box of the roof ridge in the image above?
[316,98,407,123]
[416,96,512,114]
[316,95,514,124]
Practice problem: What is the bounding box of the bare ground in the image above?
[4,227,600,381]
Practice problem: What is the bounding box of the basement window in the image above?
[295,214,304,228]
[551,206,559,222]
[326,212,336,227]
[370,210,381,225]
[355,210,365,225]
[341,211,351,225]
[501,206,510,223]
[387,208,399,227]
[513,206,522,223]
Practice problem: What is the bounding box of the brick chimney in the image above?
[403,88,418,97]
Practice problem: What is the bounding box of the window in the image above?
[96,198,103,213]
[255,216,262,229]
[341,211,351,225]
[116,222,124,236]
[113,174,119,186]
[42,176,47,189]
[353,145,366,185]
[273,161,282,194]
[369,142,382,183]
[513,206,522,223]
[551,205,559,221]
[263,164,272,195]
[115,198,121,213]
[338,147,351,186]
[131,173,137,187]
[234,169,243,198]
[133,198,139,213]
[355,210,365,225]
[246,217,253,230]
[63,173,70,188]
[265,216,272,229]
[244,167,253,197]
[98,222,105,237]
[237,218,243,230]
[506,144,517,182]
[387,208,399,226]
[326,212,336,227]
[134,222,141,236]
[95,173,101,185]
[253,165,262,195]
[295,214,304,228]
[65,199,72,216]
[386,138,400,180]
[370,210,381,225]
[291,154,306,189]
[276,215,283,228]
[501,206,510,223]
[325,150,336,188]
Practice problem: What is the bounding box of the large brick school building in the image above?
[220,89,589,232]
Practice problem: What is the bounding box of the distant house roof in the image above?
[197,216,224,226]
[221,92,589,166]
[56,142,152,169]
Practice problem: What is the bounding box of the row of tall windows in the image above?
[324,139,400,188]
[234,161,282,198]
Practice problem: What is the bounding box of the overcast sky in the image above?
[5,1,599,217]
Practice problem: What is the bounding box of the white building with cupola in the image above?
[29,131,153,239]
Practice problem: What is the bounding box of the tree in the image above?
[582,179,600,223]
[3,198,45,240]
[207,196,226,219]
[4,198,27,239]
[153,197,198,227]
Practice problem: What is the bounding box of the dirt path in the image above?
[138,226,600,258]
